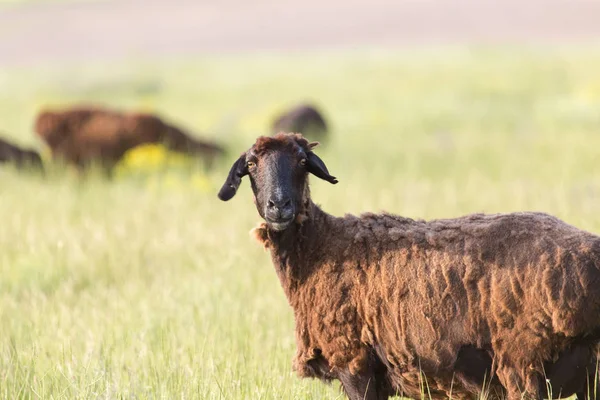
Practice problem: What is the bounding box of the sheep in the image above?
[218,132,600,400]
[34,106,224,172]
[272,104,328,141]
[0,135,43,171]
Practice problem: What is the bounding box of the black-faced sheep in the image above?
[34,106,224,172]
[218,132,600,400]
[272,104,328,141]
[0,136,43,171]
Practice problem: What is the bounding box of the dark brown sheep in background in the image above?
[34,106,224,171]
[271,103,328,141]
[219,132,600,400]
[0,136,43,171]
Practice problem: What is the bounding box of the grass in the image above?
[2,47,600,398]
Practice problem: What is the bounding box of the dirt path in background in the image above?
[1,0,600,66]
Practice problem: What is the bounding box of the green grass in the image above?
[2,47,600,398]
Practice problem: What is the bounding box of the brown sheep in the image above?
[218,132,600,400]
[0,136,43,171]
[34,106,224,171]
[272,104,328,141]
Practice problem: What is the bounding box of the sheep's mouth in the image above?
[266,217,294,231]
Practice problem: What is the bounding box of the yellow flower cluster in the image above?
[113,144,213,193]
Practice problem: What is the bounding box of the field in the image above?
[2,47,600,399]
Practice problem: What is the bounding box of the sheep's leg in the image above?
[581,349,600,399]
[577,391,594,399]
[496,363,543,400]
[336,346,394,400]
[576,373,600,400]
[338,369,389,400]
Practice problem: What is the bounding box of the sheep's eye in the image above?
[299,158,307,166]
[247,161,256,168]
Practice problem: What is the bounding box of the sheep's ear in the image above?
[306,151,338,184]
[218,154,248,201]
[308,141,320,150]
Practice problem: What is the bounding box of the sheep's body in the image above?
[220,133,600,399]
[0,136,43,171]
[34,106,224,171]
[253,203,600,399]
[272,104,328,140]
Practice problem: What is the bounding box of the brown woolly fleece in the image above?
[34,106,224,171]
[224,133,600,400]
[0,136,43,171]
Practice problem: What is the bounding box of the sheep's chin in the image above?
[267,220,293,231]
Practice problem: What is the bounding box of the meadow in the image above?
[2,47,600,399]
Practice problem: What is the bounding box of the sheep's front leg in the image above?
[576,376,600,400]
[338,368,389,400]
[577,390,596,400]
[496,362,543,400]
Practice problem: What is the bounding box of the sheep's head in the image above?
[218,133,337,231]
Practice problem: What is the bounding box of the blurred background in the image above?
[1,0,600,398]
[2,0,600,64]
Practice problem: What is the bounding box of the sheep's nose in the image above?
[267,197,291,209]
[266,196,293,220]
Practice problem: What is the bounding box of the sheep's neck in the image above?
[266,201,333,298]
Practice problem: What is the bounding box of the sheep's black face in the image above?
[218,133,338,231]
[248,148,308,231]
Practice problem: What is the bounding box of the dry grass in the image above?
[2,47,600,398]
